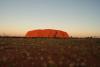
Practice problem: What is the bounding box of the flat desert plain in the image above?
[0,37,100,67]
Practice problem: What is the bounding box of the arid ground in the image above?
[0,37,100,67]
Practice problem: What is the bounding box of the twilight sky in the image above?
[0,0,100,37]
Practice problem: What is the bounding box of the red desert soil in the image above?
[26,29,69,38]
[0,37,100,67]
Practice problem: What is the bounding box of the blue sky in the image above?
[0,0,100,37]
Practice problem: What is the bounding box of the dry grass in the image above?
[0,37,100,67]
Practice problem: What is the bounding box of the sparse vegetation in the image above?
[0,37,100,67]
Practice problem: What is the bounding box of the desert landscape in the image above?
[0,37,100,67]
[0,0,100,67]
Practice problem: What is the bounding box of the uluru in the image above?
[26,29,69,38]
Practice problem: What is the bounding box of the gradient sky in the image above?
[0,0,100,37]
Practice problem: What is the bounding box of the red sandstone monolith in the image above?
[26,29,69,38]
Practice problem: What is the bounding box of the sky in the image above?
[0,0,100,37]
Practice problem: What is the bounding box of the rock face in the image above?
[26,29,69,38]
